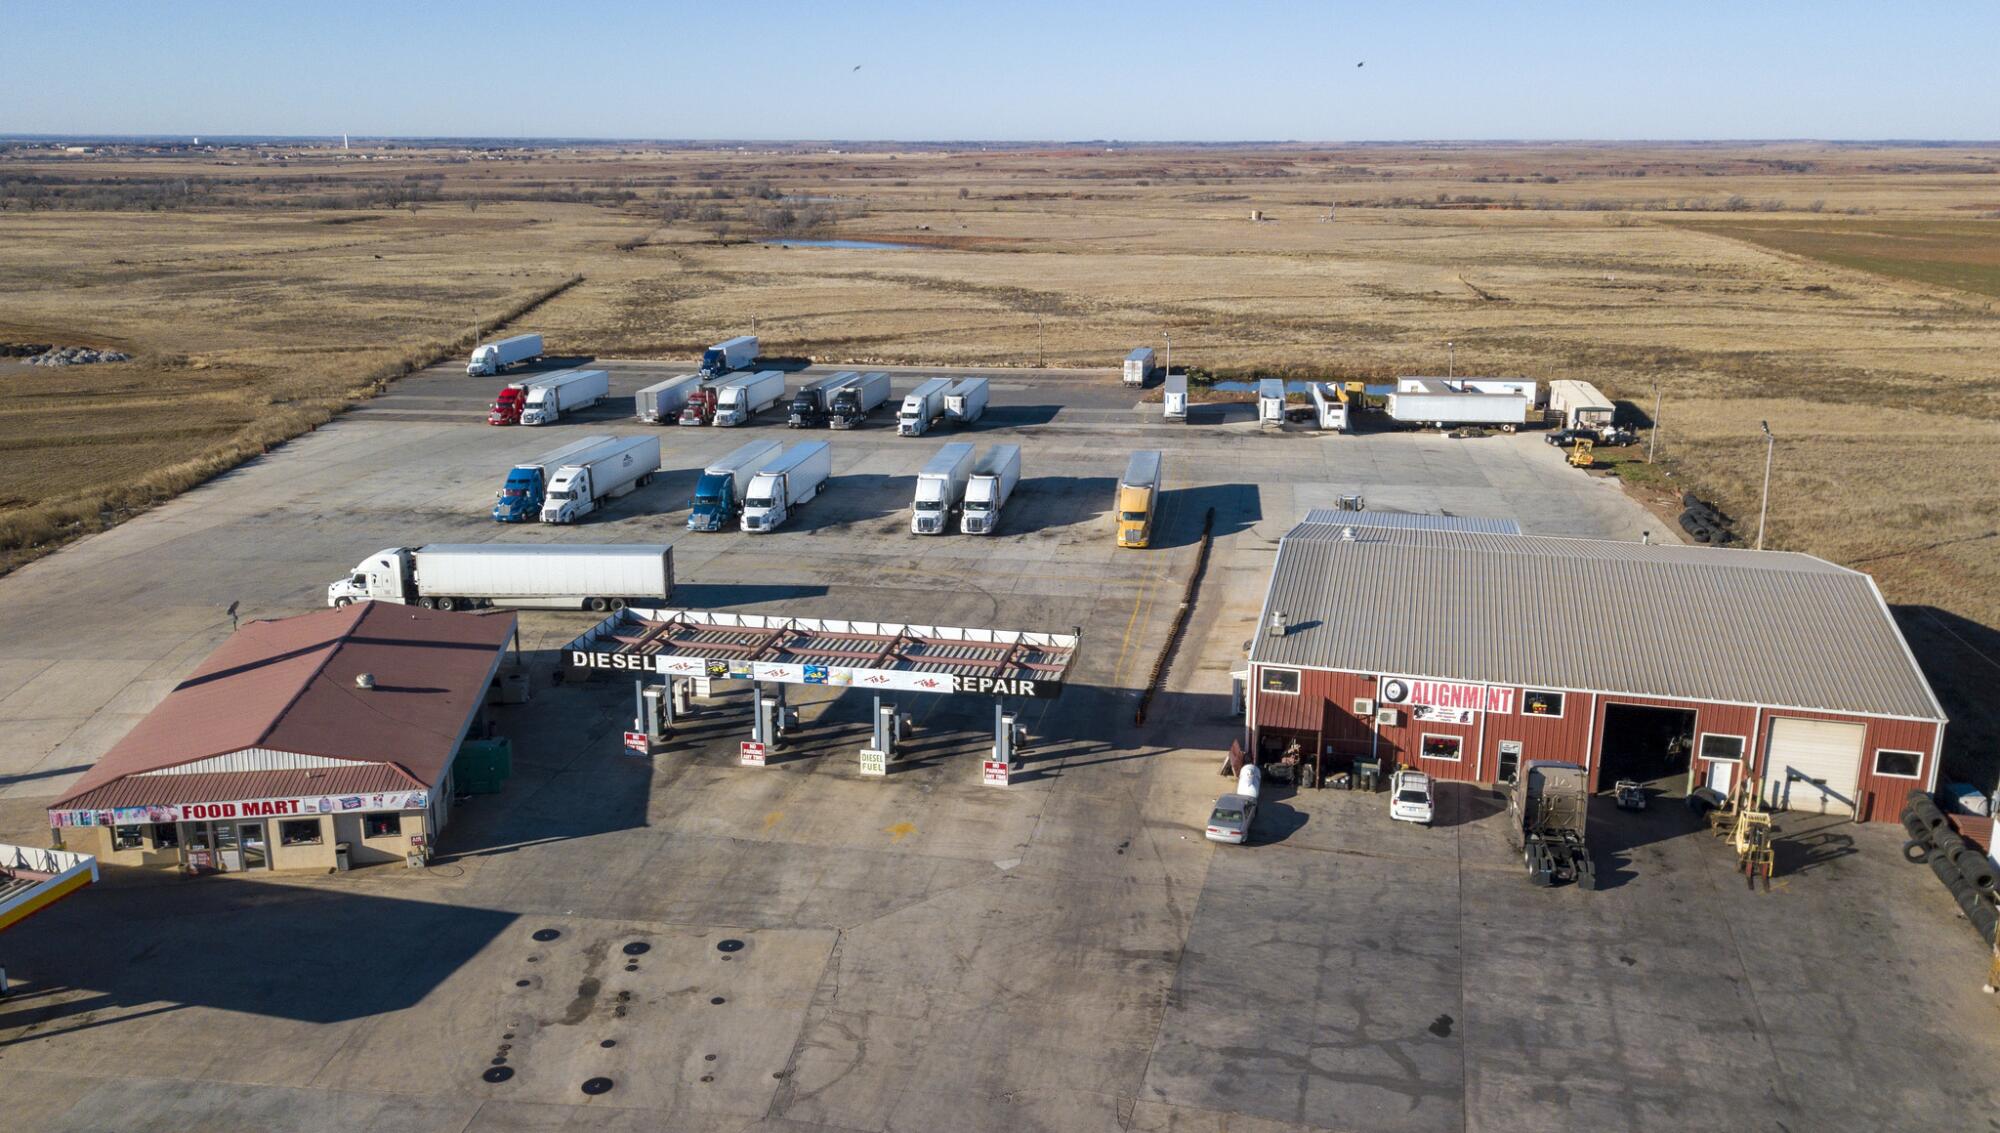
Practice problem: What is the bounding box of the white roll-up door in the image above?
[1764,718,1864,815]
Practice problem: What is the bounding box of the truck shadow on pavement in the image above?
[667,581,831,609]
[973,404,1062,430]
[1152,483,1262,549]
[1584,796,1709,890]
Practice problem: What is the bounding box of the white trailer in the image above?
[742,441,833,532]
[492,433,619,523]
[1548,379,1616,430]
[960,444,1022,535]
[713,369,787,426]
[1123,347,1157,387]
[911,442,976,535]
[1309,382,1349,432]
[700,335,759,376]
[635,373,703,423]
[467,333,544,376]
[327,544,673,612]
[520,368,609,426]
[687,438,786,531]
[944,377,989,426]
[1387,390,1531,430]
[1397,376,1539,404]
[897,377,952,436]
[1163,373,1189,421]
[1257,378,1287,429]
[540,434,661,524]
[829,371,892,429]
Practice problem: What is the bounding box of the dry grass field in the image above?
[4,140,1999,767]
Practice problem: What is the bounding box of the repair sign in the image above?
[1378,676,1513,715]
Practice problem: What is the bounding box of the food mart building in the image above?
[1246,513,1946,823]
[48,602,515,871]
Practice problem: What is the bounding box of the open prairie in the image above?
[3,140,1999,762]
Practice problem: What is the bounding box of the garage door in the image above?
[1764,718,1863,815]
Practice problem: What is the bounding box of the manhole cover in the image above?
[600,1039,617,1049]
[482,1067,514,1084]
[700,1075,715,1084]
[502,1033,514,1040]
[710,996,726,1005]
[704,1054,717,1062]
[716,939,745,953]
[490,1057,507,1066]
[515,980,531,988]
[531,928,562,943]
[622,942,650,956]
[581,1077,614,1096]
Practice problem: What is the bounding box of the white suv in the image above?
[1390,769,1434,826]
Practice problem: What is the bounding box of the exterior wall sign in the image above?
[1411,704,1477,725]
[49,790,429,828]
[564,649,1061,698]
[1378,676,1513,715]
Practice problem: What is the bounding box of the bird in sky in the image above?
[852,64,863,72]
[1356,61,1365,67]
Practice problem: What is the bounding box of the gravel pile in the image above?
[23,346,133,367]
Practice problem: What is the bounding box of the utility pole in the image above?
[1648,380,1662,463]
[1447,341,1455,378]
[1756,421,1775,551]
[1163,330,1171,385]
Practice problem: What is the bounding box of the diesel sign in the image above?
[566,650,660,674]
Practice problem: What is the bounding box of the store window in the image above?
[1421,734,1464,762]
[364,813,402,839]
[280,819,324,846]
[1521,690,1565,717]
[113,825,143,850]
[152,823,180,848]
[1260,667,1301,695]
[1873,749,1921,779]
[1699,734,1745,762]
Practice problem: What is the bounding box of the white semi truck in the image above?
[828,371,892,429]
[700,335,759,376]
[897,377,952,436]
[712,369,787,427]
[1257,378,1287,429]
[687,438,786,532]
[742,441,833,532]
[491,434,618,523]
[520,368,609,426]
[635,373,703,423]
[960,444,1022,535]
[540,434,661,524]
[327,544,673,612]
[944,377,989,426]
[1123,347,1157,387]
[911,442,976,535]
[467,333,544,377]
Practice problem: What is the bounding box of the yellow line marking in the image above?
[884,822,916,843]
[762,811,784,831]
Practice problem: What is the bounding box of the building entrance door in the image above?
[213,822,242,871]
[239,822,269,870]
[1706,760,1736,797]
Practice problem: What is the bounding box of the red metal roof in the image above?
[53,603,514,808]
[54,765,420,813]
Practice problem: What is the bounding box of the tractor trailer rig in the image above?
[327,544,673,612]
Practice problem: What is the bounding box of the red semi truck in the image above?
[487,383,529,425]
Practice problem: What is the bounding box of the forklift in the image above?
[1707,779,1777,890]
[1567,437,1596,468]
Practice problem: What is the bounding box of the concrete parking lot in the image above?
[2,360,1994,1132]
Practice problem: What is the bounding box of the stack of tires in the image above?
[1902,789,1998,944]
[1678,493,1737,546]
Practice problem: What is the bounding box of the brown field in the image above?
[3,140,1999,764]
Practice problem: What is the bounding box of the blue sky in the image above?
[10,1,1995,140]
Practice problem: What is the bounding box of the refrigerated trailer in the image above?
[520,369,609,426]
[1257,379,1287,429]
[700,335,759,376]
[1386,390,1531,430]
[540,434,661,524]
[713,369,787,426]
[742,442,833,532]
[944,377,989,426]
[1123,347,1157,387]
[687,438,786,532]
[467,333,544,377]
[1163,374,1189,421]
[327,544,673,612]
[898,378,952,436]
[829,371,892,429]
[911,442,976,535]
[635,373,704,423]
[960,444,1021,535]
[491,434,618,523]
[1309,382,1348,432]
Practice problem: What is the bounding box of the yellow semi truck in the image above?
[1116,450,1163,548]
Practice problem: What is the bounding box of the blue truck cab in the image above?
[687,470,737,532]
[492,464,548,522]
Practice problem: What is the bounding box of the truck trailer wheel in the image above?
[587,597,610,612]
[609,598,628,611]
[334,597,353,608]
[436,596,457,612]
[418,597,437,609]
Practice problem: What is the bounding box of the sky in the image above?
[9,1,1996,141]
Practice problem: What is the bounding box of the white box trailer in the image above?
[635,373,703,423]
[688,438,786,531]
[1309,383,1348,432]
[540,434,661,524]
[960,444,1021,535]
[897,377,952,436]
[1387,390,1531,429]
[1163,373,1189,421]
[1397,376,1539,403]
[467,333,544,376]
[327,544,673,612]
[701,335,759,376]
[713,369,787,426]
[1123,347,1157,387]
[742,441,832,532]
[829,371,892,429]
[1548,379,1617,430]
[520,368,609,426]
[1257,378,1287,428]
[944,377,989,426]
[911,442,976,535]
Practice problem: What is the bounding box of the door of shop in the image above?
[206,821,270,872]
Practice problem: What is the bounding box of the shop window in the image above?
[152,823,180,849]
[1699,734,1745,762]
[1421,734,1464,762]
[1521,690,1565,717]
[279,819,324,846]
[1260,667,1301,695]
[1873,749,1921,779]
[364,813,402,839]
[112,825,143,851]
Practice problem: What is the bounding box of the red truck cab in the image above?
[678,387,717,426]
[487,384,527,425]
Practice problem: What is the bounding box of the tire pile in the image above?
[1679,492,1737,545]
[1902,789,1998,944]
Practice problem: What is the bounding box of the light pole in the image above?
[1447,341,1455,378]
[1755,420,1775,551]
[1163,330,1171,385]
[1648,380,1662,464]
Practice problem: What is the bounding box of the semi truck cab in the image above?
[519,388,556,426]
[911,483,949,534]
[1116,485,1156,547]
[487,385,527,425]
[492,466,547,522]
[688,471,738,531]
[327,549,414,606]
[539,468,593,524]
[741,475,785,532]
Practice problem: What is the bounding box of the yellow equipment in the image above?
[1708,780,1776,890]
[1567,438,1596,468]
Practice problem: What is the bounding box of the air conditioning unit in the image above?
[1352,698,1375,717]
[1375,708,1400,727]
